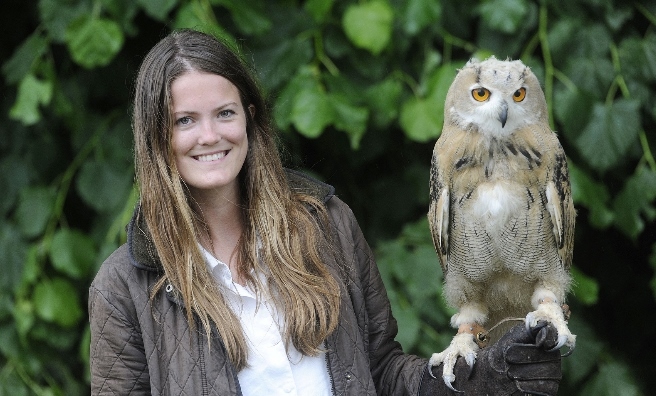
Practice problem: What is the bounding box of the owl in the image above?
[427,57,576,390]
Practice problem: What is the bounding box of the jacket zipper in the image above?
[325,349,336,395]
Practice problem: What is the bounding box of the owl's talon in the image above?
[443,374,463,393]
[427,362,437,379]
[466,361,475,379]
[561,344,575,357]
[429,332,479,392]
[548,334,568,352]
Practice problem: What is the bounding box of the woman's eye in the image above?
[219,109,235,118]
[176,116,192,126]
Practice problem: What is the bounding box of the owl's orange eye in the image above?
[471,88,491,102]
[513,87,526,102]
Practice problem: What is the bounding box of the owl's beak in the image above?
[498,101,508,128]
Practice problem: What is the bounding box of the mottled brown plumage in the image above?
[427,57,575,390]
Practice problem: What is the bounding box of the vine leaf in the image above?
[612,166,656,240]
[477,0,529,34]
[575,99,641,173]
[137,0,177,21]
[9,74,53,126]
[342,1,393,56]
[291,86,333,138]
[65,15,124,69]
[14,185,55,238]
[50,228,96,279]
[2,32,49,85]
[400,63,458,142]
[33,278,83,328]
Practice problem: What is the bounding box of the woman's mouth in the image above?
[195,151,228,162]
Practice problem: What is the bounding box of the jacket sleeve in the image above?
[88,246,151,395]
[327,197,430,395]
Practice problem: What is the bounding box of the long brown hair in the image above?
[133,29,340,370]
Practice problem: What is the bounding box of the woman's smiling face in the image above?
[170,70,249,198]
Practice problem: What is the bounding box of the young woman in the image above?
[88,29,562,395]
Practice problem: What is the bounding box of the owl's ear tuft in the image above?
[466,58,481,67]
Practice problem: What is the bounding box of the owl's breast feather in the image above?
[469,181,524,233]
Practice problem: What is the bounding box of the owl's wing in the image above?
[545,147,576,270]
[428,148,450,274]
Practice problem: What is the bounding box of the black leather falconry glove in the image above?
[419,322,562,395]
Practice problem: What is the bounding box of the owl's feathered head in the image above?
[444,56,548,138]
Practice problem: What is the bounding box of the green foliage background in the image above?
[1,0,655,394]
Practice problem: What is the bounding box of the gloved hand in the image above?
[419,322,562,395]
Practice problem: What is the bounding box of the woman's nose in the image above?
[197,120,221,145]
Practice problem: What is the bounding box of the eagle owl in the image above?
[427,57,576,389]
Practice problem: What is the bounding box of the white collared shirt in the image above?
[201,247,333,396]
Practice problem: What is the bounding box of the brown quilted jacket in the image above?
[89,170,431,395]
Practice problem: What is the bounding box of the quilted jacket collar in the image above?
[127,168,335,273]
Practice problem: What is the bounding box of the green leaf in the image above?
[31,322,78,349]
[391,299,421,349]
[173,1,232,41]
[402,0,441,35]
[642,32,656,81]
[33,278,83,328]
[570,266,599,305]
[13,299,34,337]
[364,77,403,128]
[65,15,124,69]
[49,228,96,279]
[477,0,529,34]
[562,316,604,386]
[0,224,28,293]
[328,94,369,149]
[0,363,29,396]
[342,1,394,55]
[0,156,31,216]
[215,0,272,35]
[612,166,656,240]
[76,160,133,212]
[604,5,632,32]
[274,69,317,130]
[14,185,55,238]
[399,63,459,142]
[553,86,595,143]
[38,0,91,43]
[0,293,12,321]
[2,32,49,85]
[575,99,641,172]
[425,62,460,110]
[399,96,442,142]
[252,36,314,92]
[568,161,613,228]
[291,85,334,138]
[9,74,53,126]
[406,245,441,301]
[137,0,177,21]
[580,362,640,396]
[563,57,614,100]
[305,0,335,23]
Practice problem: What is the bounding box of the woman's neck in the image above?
[191,186,246,285]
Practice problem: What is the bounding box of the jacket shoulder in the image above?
[89,244,153,323]
[91,244,134,292]
[285,168,335,204]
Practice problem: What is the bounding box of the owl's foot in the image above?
[428,326,482,392]
[525,299,576,354]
